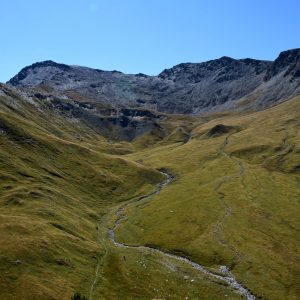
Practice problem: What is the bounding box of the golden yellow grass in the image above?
[119,96,300,299]
[0,85,299,299]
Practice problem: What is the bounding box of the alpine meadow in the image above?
[0,1,300,299]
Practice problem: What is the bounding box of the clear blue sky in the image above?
[1,0,299,82]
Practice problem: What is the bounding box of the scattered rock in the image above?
[219,265,229,274]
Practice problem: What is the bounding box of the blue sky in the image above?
[1,0,299,82]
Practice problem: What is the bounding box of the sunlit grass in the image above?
[0,84,299,299]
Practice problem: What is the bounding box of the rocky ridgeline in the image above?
[7,49,300,114]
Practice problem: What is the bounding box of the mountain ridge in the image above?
[7,48,300,114]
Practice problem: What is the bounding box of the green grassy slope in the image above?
[0,85,164,299]
[0,85,242,299]
[118,96,300,299]
[1,83,299,299]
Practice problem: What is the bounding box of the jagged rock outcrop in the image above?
[236,48,300,110]
[264,49,300,81]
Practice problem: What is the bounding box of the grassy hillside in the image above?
[117,96,300,299]
[0,83,299,299]
[0,85,164,299]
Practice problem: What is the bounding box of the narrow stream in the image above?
[108,171,255,300]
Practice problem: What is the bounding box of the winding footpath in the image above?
[108,170,256,300]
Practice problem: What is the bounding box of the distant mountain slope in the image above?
[7,49,300,114]
[235,48,300,110]
[157,56,271,112]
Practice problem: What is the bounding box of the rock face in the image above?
[157,57,271,112]
[264,49,300,81]
[8,61,72,86]
[46,97,165,141]
[7,49,300,114]
[250,48,300,109]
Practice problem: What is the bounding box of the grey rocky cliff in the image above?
[239,48,300,110]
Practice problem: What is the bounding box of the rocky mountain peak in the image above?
[264,48,300,81]
[158,56,271,84]
[8,60,71,86]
